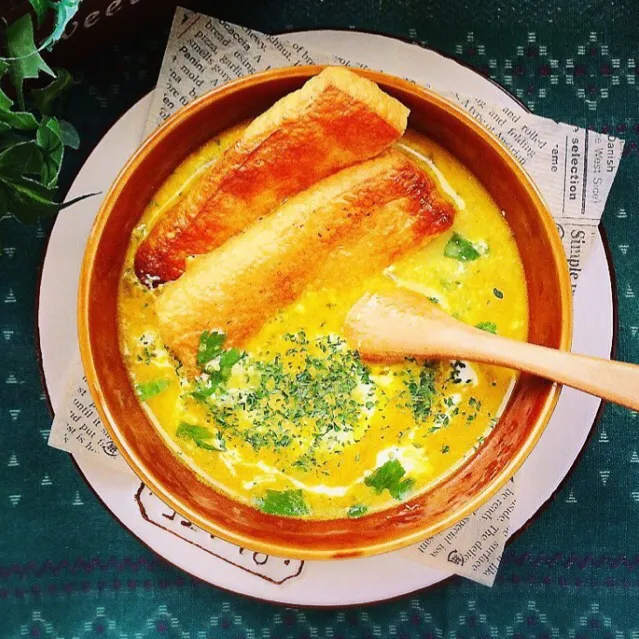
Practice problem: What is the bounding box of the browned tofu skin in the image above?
[134,67,409,286]
[155,150,454,373]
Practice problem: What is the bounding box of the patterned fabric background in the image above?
[2,0,639,636]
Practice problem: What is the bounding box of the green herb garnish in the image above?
[466,396,482,424]
[201,333,374,454]
[347,504,368,518]
[192,373,223,399]
[292,455,317,472]
[176,422,225,451]
[364,459,415,500]
[444,233,481,261]
[493,288,504,299]
[441,444,450,454]
[256,489,310,517]
[135,378,170,401]
[192,331,244,397]
[404,363,436,422]
[449,360,464,384]
[219,348,243,375]
[197,330,226,367]
[475,321,497,334]
[473,435,486,452]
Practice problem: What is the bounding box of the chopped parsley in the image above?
[292,455,317,472]
[444,233,481,261]
[195,333,375,457]
[176,422,226,451]
[256,489,310,517]
[347,504,368,518]
[364,459,415,501]
[493,288,504,299]
[135,378,169,401]
[449,360,464,384]
[137,345,155,364]
[466,397,482,424]
[473,435,486,452]
[475,321,497,334]
[181,328,488,483]
[404,363,437,422]
[440,279,461,292]
[441,444,450,454]
[136,334,157,365]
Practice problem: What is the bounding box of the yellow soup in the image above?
[118,125,528,520]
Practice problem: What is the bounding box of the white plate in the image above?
[38,30,615,606]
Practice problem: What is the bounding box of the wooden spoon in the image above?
[344,288,639,411]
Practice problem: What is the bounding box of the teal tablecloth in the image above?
[2,0,639,635]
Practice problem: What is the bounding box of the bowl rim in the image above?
[78,64,573,560]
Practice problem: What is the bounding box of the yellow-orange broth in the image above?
[117,125,529,519]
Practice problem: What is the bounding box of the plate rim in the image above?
[33,28,619,607]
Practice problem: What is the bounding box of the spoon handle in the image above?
[454,331,639,411]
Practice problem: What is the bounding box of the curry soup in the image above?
[118,125,528,520]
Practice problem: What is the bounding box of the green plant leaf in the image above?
[42,0,82,50]
[0,174,57,223]
[36,116,63,187]
[0,89,13,112]
[30,0,50,27]
[444,232,481,262]
[0,178,97,224]
[0,109,39,130]
[0,61,13,110]
[0,141,43,176]
[256,489,310,517]
[59,119,79,149]
[364,459,415,500]
[0,127,27,153]
[56,190,100,211]
[1,51,27,120]
[32,68,74,115]
[0,3,86,249]
[6,14,55,108]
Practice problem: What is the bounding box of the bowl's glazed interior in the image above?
[78,66,572,560]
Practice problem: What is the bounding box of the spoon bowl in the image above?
[346,288,639,411]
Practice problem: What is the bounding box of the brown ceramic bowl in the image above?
[78,66,572,560]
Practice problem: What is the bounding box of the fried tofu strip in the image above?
[135,67,409,286]
[155,150,454,373]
